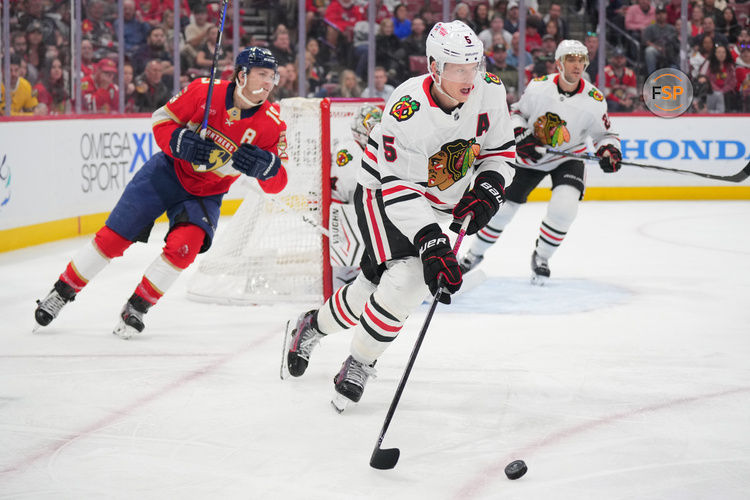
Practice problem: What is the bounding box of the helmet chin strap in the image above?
[430,67,459,107]
[235,73,265,107]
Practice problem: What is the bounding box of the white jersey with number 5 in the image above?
[358,72,516,243]
[511,73,620,172]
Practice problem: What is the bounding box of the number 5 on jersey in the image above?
[383,135,397,162]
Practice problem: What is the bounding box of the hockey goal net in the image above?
[186,97,379,305]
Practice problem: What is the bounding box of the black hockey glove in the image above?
[451,171,505,235]
[596,144,622,173]
[415,224,462,304]
[232,143,282,180]
[514,126,544,163]
[169,128,218,164]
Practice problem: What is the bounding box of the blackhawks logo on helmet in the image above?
[427,138,481,191]
[484,72,502,85]
[533,112,571,147]
[390,95,420,122]
[336,149,353,166]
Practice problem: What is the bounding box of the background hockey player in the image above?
[330,103,382,204]
[34,47,288,338]
[460,39,621,285]
[282,21,515,411]
[329,103,382,287]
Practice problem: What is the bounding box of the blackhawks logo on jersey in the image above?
[588,89,604,101]
[533,75,549,82]
[533,112,571,147]
[390,95,420,122]
[336,149,353,166]
[484,72,502,85]
[427,138,481,191]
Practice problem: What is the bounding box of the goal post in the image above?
[186,97,381,306]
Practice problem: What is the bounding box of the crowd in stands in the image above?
[2,0,749,116]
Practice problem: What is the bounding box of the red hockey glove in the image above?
[415,224,462,304]
[450,171,505,235]
[596,144,622,173]
[514,126,543,163]
[232,143,282,180]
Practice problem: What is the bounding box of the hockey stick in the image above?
[546,147,750,183]
[199,0,229,139]
[370,215,472,471]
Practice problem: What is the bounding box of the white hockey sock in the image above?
[535,185,579,260]
[316,272,376,334]
[134,254,182,304]
[469,201,520,257]
[62,240,112,287]
[350,258,427,365]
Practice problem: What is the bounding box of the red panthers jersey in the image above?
[152,78,288,196]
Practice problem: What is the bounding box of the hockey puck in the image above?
[504,459,528,480]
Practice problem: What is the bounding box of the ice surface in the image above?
[1,201,749,499]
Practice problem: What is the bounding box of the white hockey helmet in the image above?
[351,103,382,149]
[426,20,484,75]
[554,39,589,68]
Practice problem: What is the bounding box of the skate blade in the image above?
[530,274,549,286]
[331,392,352,413]
[280,320,294,380]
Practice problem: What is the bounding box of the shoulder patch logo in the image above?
[390,95,420,122]
[336,149,353,166]
[533,112,571,147]
[533,75,549,82]
[427,138,481,191]
[588,89,604,101]
[484,72,502,85]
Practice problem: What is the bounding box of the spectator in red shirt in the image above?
[665,0,681,26]
[687,4,704,38]
[81,58,120,113]
[33,56,71,114]
[700,44,737,112]
[325,0,365,39]
[604,46,637,111]
[80,39,96,78]
[735,45,750,111]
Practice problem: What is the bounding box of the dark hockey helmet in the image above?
[235,46,280,84]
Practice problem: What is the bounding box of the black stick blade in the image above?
[370,447,400,470]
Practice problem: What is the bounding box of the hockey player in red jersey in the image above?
[281,21,515,411]
[34,47,288,338]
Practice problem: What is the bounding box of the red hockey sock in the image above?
[59,226,132,292]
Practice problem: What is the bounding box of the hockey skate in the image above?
[34,280,77,330]
[458,250,484,274]
[331,355,377,413]
[530,250,551,286]
[281,310,325,380]
[113,294,151,339]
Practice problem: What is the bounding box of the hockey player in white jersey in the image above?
[281,21,516,411]
[460,39,622,284]
[330,103,383,203]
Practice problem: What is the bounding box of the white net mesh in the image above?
[186,98,376,305]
